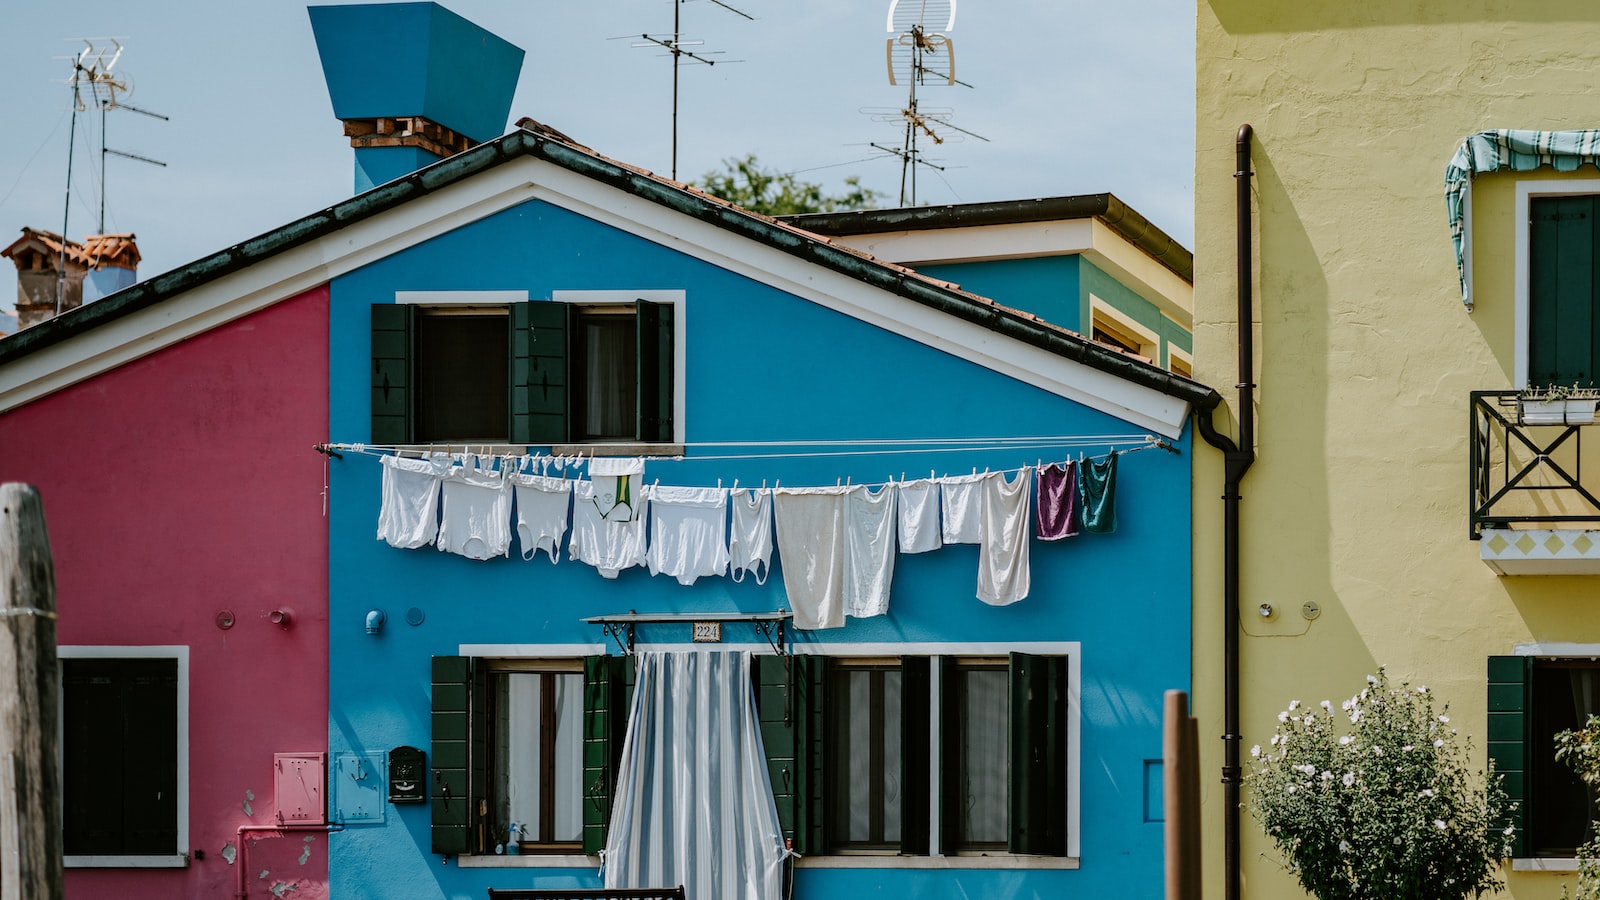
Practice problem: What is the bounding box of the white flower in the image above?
[1434,739,1444,748]
[1287,785,1297,793]
[1271,734,1282,746]
[1402,745,1414,752]
[1341,699,1354,712]
[1296,764,1316,776]
[1434,819,1447,830]
[1289,700,1300,711]
[1393,837,1402,846]
[1320,770,1333,781]
[1373,746,1384,756]
[1251,744,1261,757]
[1339,735,1353,745]
[1438,714,1450,724]
[1342,772,1355,787]
[1417,685,1428,694]
[1420,789,1434,798]
[1278,711,1290,723]
[1368,674,1379,685]
[1505,825,1515,836]
[1320,700,1332,711]
[1338,840,1351,853]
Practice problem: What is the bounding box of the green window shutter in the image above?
[371,304,415,444]
[755,654,819,853]
[431,656,484,855]
[1529,196,1600,388]
[1009,653,1068,856]
[937,657,961,854]
[1488,655,1533,858]
[900,656,931,855]
[635,299,675,443]
[510,301,569,445]
[582,654,634,854]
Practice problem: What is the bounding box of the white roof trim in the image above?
[0,155,1192,437]
[816,218,1193,329]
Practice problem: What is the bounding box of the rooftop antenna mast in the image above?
[619,0,751,181]
[874,0,987,206]
[54,39,166,315]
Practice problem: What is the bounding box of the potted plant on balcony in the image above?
[1519,384,1600,425]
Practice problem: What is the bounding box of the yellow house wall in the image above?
[1194,4,1600,899]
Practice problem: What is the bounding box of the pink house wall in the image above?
[0,287,331,900]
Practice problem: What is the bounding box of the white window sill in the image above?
[797,854,1079,870]
[66,854,187,868]
[1512,857,1579,872]
[456,854,598,869]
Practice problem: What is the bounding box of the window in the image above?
[1168,346,1193,379]
[756,651,1069,859]
[59,647,189,867]
[373,293,677,446]
[1489,655,1600,858]
[431,655,631,858]
[1528,194,1600,387]
[1088,296,1159,361]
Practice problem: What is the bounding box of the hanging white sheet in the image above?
[376,453,447,549]
[603,651,786,900]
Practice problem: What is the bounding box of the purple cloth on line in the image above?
[1036,461,1080,540]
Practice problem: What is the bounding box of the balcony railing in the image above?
[1470,390,1600,539]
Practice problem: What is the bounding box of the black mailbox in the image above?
[389,746,426,804]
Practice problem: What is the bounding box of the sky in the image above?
[0,1,1196,315]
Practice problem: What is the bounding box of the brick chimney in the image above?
[308,3,524,193]
[1,228,142,329]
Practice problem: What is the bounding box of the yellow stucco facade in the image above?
[1194,4,1600,899]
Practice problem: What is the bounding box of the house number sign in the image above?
[692,622,722,642]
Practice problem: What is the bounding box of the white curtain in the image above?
[603,651,786,900]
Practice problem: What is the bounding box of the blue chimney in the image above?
[308,3,524,193]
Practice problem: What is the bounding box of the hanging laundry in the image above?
[729,487,774,584]
[589,457,645,523]
[510,471,572,563]
[570,480,648,578]
[376,453,448,549]
[646,486,730,586]
[437,456,513,560]
[1077,453,1118,534]
[978,468,1032,605]
[844,483,897,619]
[773,486,851,630]
[938,472,988,544]
[896,477,942,554]
[1035,461,1081,541]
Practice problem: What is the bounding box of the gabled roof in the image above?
[0,119,1219,433]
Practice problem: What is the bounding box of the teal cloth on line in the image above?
[1077,454,1117,534]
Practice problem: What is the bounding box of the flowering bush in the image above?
[1554,715,1600,899]
[1246,670,1514,900]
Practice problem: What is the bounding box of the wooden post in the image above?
[0,484,62,900]
[1164,690,1201,900]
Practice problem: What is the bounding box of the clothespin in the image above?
[733,478,740,492]
[717,478,723,489]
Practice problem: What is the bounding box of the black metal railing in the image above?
[1470,390,1600,538]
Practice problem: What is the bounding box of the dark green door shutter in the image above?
[372,304,416,444]
[510,301,569,445]
[583,654,635,854]
[937,657,961,854]
[1529,196,1600,388]
[635,299,675,443]
[900,656,931,855]
[431,656,484,855]
[756,654,825,854]
[1488,655,1533,858]
[1009,652,1068,856]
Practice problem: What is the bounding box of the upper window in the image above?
[757,652,1069,859]
[59,647,189,867]
[1528,195,1600,388]
[1489,655,1600,858]
[373,292,678,446]
[1088,295,1159,362]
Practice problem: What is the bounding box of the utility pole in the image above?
[0,484,63,900]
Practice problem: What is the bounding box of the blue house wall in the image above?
[324,199,1192,899]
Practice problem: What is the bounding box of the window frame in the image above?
[437,645,624,869]
[58,645,190,869]
[767,641,1080,867]
[378,290,685,447]
[1089,295,1160,361]
[486,660,586,854]
[1513,179,1600,389]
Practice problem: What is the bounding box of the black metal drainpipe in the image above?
[1194,123,1257,900]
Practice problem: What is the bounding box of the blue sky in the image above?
[0,1,1196,313]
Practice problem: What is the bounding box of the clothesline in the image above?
[314,433,1175,467]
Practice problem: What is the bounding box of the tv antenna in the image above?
[616,0,752,181]
[873,0,987,206]
[54,39,167,314]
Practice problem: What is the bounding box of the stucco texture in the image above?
[0,288,331,900]
[1194,3,1600,899]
